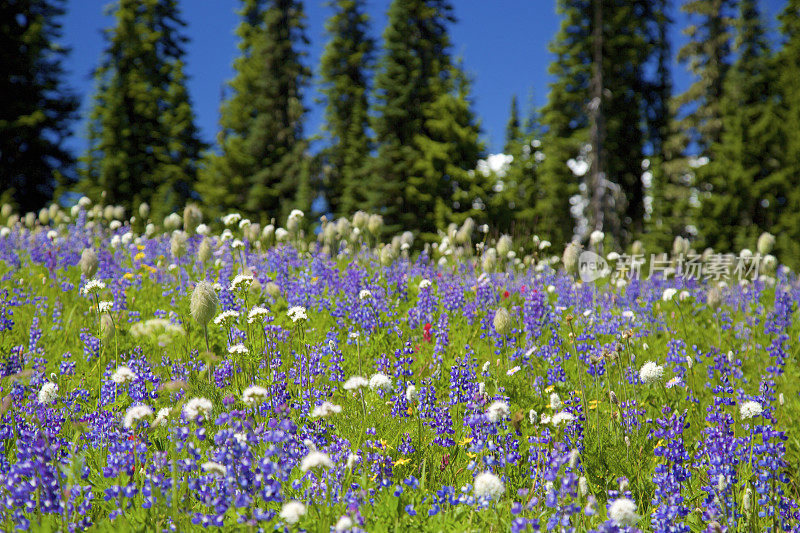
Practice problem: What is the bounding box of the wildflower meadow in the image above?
[1,202,798,532]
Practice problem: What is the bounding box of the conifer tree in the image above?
[199,0,311,221]
[504,96,522,153]
[82,0,204,219]
[0,0,77,212]
[319,0,374,217]
[698,0,778,252]
[774,0,800,265]
[371,0,480,237]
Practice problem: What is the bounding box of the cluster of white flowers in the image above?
[359,289,372,300]
[228,343,249,356]
[662,288,678,302]
[201,461,227,476]
[98,300,114,313]
[405,384,417,402]
[368,373,392,391]
[111,365,136,384]
[419,279,432,289]
[280,501,306,524]
[608,498,640,526]
[311,401,342,418]
[213,310,239,327]
[183,397,213,421]
[37,382,58,404]
[473,471,505,500]
[739,400,763,420]
[81,279,106,296]
[247,306,269,324]
[343,376,369,391]
[552,411,576,426]
[222,213,241,226]
[334,516,353,532]
[300,450,334,473]
[287,306,307,323]
[486,400,510,423]
[242,385,269,405]
[639,361,665,384]
[123,404,154,429]
[229,273,254,292]
[153,407,171,427]
[550,392,562,410]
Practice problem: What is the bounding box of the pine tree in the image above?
[0,0,77,213]
[413,62,485,233]
[674,0,736,157]
[82,0,204,219]
[371,0,480,237]
[199,0,311,222]
[504,96,522,153]
[319,0,374,217]
[767,0,800,265]
[698,0,778,253]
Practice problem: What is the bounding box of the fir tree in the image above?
[698,0,779,252]
[371,0,480,237]
[199,0,311,222]
[0,0,77,212]
[319,0,374,217]
[774,0,800,265]
[82,0,204,219]
[504,95,522,153]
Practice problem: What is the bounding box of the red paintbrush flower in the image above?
[423,322,432,342]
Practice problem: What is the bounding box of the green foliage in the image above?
[319,0,374,217]
[81,0,205,222]
[0,0,77,213]
[697,0,780,253]
[198,0,311,223]
[370,0,482,239]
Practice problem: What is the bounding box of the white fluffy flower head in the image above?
[608,498,640,526]
[552,411,576,426]
[201,461,227,476]
[300,450,334,473]
[662,288,677,302]
[473,471,505,500]
[368,373,392,391]
[343,376,368,391]
[740,400,763,420]
[287,306,307,323]
[37,382,58,405]
[123,404,154,429]
[359,289,372,300]
[486,400,510,423]
[111,365,136,385]
[183,397,213,421]
[639,361,664,384]
[311,401,342,418]
[280,501,306,524]
[242,385,269,405]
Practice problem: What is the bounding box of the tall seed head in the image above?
[79,249,99,278]
[183,204,203,234]
[191,281,219,326]
[171,231,187,258]
[562,242,582,275]
[757,232,775,255]
[198,238,212,264]
[493,307,512,335]
[100,313,115,341]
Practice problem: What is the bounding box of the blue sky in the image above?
[61,0,786,156]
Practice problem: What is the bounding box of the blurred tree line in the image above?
[1,0,800,259]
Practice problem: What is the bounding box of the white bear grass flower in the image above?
[608,497,640,526]
[311,401,342,418]
[111,365,136,384]
[739,400,763,420]
[368,373,392,391]
[474,471,505,500]
[639,361,665,384]
[486,400,510,423]
[242,385,269,405]
[287,306,307,323]
[183,397,213,421]
[37,382,58,405]
[123,404,154,429]
[300,450,334,473]
[201,461,227,476]
[280,500,306,524]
